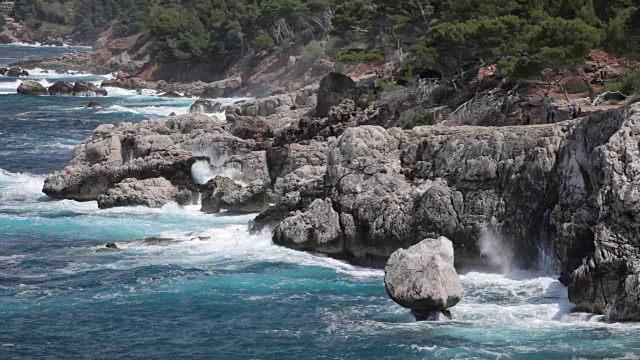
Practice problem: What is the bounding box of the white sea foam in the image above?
[97,104,190,117]
[38,141,77,150]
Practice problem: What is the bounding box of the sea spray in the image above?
[478,225,514,273]
[190,155,245,186]
[537,209,557,275]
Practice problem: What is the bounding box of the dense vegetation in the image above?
[9,0,640,87]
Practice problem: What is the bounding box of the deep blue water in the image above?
[1,45,640,359]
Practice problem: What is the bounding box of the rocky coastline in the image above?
[39,66,640,321]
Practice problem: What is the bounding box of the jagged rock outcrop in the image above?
[48,80,74,96]
[316,72,361,118]
[559,105,640,321]
[189,99,222,114]
[97,177,191,209]
[17,81,48,95]
[273,198,344,254]
[225,86,318,138]
[279,123,571,266]
[72,81,108,97]
[43,113,273,214]
[384,237,463,320]
[200,174,270,213]
[266,104,640,320]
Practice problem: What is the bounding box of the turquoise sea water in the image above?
[1,44,640,359]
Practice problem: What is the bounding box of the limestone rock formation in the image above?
[17,80,48,95]
[43,113,274,214]
[266,103,640,321]
[384,237,463,319]
[97,177,191,209]
[273,198,343,254]
[200,175,269,213]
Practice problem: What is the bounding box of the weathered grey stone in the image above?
[384,237,463,316]
[98,177,191,208]
[273,198,343,254]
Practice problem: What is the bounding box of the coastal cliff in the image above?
[42,69,640,320]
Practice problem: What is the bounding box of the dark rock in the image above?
[200,173,270,214]
[72,81,108,97]
[6,67,26,77]
[48,80,74,96]
[316,72,359,118]
[105,242,118,249]
[142,237,175,245]
[87,101,102,108]
[17,81,48,95]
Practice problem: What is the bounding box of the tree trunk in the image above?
[577,66,596,100]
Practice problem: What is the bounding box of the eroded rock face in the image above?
[43,113,276,214]
[273,198,343,254]
[97,177,191,209]
[384,237,463,319]
[560,105,640,320]
[17,80,48,95]
[266,104,640,320]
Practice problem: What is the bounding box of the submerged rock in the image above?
[17,81,48,95]
[87,101,102,108]
[97,242,119,252]
[142,237,175,245]
[384,237,463,320]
